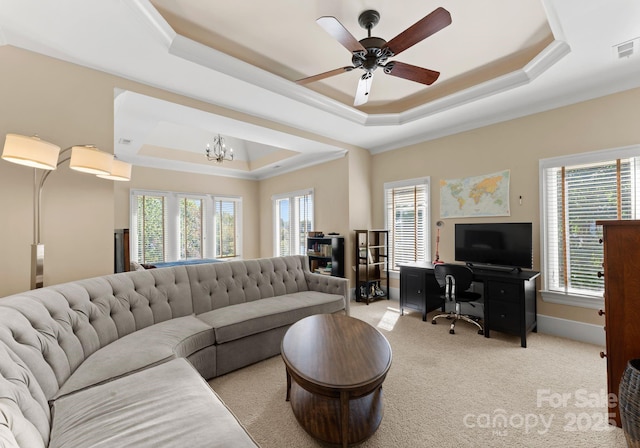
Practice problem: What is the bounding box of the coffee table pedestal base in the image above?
[289,380,383,446]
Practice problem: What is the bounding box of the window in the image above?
[130,190,242,263]
[384,178,430,271]
[273,189,313,256]
[135,193,167,263]
[540,146,640,308]
[214,198,240,258]
[179,196,203,259]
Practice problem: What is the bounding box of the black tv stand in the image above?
[465,262,522,273]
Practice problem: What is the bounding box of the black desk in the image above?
[399,262,540,347]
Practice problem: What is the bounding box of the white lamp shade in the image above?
[1,134,61,170]
[97,159,132,181]
[69,146,113,175]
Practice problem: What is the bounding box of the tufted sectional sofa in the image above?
[0,255,348,447]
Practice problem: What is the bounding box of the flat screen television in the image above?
[455,222,533,270]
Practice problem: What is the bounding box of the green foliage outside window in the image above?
[180,198,203,259]
[550,159,633,295]
[215,200,237,258]
[137,195,165,263]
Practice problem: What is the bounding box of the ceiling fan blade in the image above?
[296,66,355,85]
[354,73,373,106]
[383,61,440,85]
[385,7,452,56]
[317,16,366,53]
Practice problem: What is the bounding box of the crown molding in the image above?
[167,34,368,124]
[168,34,571,133]
[125,148,347,181]
[126,0,176,48]
[130,0,570,132]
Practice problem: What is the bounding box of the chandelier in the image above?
[205,134,234,163]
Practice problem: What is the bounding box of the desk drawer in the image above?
[487,281,520,300]
[488,300,520,334]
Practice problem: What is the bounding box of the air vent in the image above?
[118,138,132,145]
[614,38,640,59]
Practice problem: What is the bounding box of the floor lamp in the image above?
[1,133,132,289]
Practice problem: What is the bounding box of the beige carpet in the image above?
[209,300,628,447]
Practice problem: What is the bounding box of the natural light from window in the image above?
[377,307,401,331]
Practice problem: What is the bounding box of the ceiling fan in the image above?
[296,7,452,106]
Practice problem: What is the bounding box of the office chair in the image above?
[431,264,484,335]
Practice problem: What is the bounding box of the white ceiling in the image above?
[150,0,552,110]
[1,0,640,180]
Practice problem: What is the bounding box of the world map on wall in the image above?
[440,170,510,218]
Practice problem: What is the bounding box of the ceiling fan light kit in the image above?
[297,7,452,106]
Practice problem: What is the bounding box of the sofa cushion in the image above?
[55,316,214,398]
[197,291,345,344]
[49,359,258,448]
[0,267,196,403]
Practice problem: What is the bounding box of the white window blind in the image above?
[384,178,430,270]
[215,199,238,258]
[540,147,640,305]
[178,196,203,260]
[273,189,314,257]
[134,193,168,263]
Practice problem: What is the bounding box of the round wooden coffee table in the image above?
[281,314,392,447]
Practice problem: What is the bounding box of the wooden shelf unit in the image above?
[306,235,345,277]
[354,229,389,305]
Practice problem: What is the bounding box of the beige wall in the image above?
[0,47,115,294]
[0,46,271,295]
[371,86,640,325]
[346,147,373,284]
[255,147,369,286]
[259,156,350,257]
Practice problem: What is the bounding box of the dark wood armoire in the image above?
[597,220,640,427]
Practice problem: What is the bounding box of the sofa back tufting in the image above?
[0,254,346,447]
[187,256,310,314]
[0,339,51,447]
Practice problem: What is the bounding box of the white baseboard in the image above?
[536,314,605,346]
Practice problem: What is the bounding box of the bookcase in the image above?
[306,235,345,277]
[354,229,389,305]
